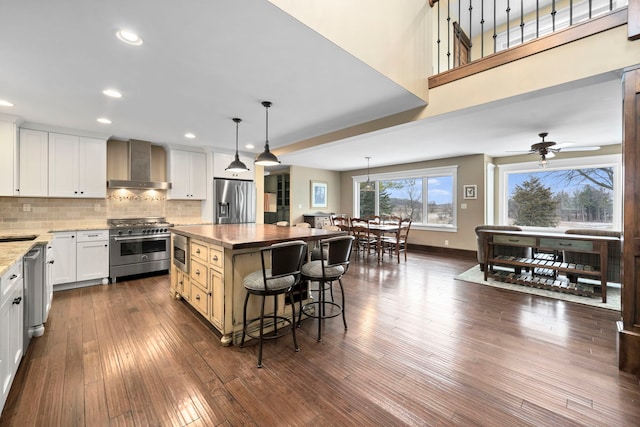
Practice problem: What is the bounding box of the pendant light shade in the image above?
[254,101,281,166]
[363,156,375,191]
[226,118,249,172]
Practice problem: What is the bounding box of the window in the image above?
[498,155,621,230]
[354,166,457,230]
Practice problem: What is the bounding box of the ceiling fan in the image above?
[514,132,601,167]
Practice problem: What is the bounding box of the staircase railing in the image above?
[429,0,629,78]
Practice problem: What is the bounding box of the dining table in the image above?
[348,222,400,263]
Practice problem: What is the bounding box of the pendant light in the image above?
[226,118,250,172]
[363,156,375,191]
[254,101,281,166]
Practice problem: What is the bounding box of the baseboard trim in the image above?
[408,244,476,260]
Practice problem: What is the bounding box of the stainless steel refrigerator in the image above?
[213,178,256,224]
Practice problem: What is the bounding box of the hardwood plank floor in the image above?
[2,252,639,426]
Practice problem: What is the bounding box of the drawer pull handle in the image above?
[196,249,200,254]
[558,243,572,247]
[13,296,22,305]
[195,269,200,275]
[212,255,218,261]
[508,239,519,242]
[195,294,200,300]
[88,234,98,237]
[9,274,17,280]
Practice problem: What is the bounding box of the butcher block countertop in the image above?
[170,223,345,250]
[0,232,54,277]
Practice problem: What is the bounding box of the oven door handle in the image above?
[112,236,169,242]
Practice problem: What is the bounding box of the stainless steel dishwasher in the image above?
[23,244,46,351]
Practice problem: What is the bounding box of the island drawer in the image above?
[493,235,536,247]
[539,238,593,252]
[209,246,223,270]
[191,240,208,262]
[190,283,210,318]
[190,259,209,290]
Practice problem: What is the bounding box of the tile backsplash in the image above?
[0,189,203,231]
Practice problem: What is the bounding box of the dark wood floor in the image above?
[2,251,639,426]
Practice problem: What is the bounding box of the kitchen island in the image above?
[170,224,345,345]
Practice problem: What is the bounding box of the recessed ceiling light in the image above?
[0,99,14,107]
[102,89,122,98]
[185,133,195,139]
[97,117,112,124]
[245,144,255,149]
[116,30,143,46]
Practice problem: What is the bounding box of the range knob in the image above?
[128,229,133,234]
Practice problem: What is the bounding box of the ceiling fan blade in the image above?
[560,146,601,152]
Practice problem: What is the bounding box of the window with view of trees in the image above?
[355,166,457,228]
[502,159,620,230]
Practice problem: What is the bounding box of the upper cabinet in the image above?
[17,129,48,197]
[48,132,106,198]
[212,152,255,181]
[167,149,207,200]
[0,120,17,196]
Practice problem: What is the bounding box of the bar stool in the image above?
[299,235,354,342]
[241,240,307,368]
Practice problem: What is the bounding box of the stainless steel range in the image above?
[108,217,173,283]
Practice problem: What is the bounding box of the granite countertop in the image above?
[0,232,54,277]
[171,223,345,250]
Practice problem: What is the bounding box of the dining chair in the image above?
[332,216,350,231]
[240,240,307,368]
[349,217,376,258]
[299,235,354,342]
[366,215,381,224]
[381,218,412,263]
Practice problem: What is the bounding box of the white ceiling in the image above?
[0,1,622,173]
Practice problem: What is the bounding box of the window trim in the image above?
[352,165,458,231]
[497,154,621,231]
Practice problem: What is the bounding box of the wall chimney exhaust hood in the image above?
[107,139,171,190]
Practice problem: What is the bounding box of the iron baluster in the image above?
[520,0,525,44]
[506,0,511,48]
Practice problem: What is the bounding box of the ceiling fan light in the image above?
[539,155,548,168]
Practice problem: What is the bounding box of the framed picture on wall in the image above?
[311,180,328,208]
[463,184,477,200]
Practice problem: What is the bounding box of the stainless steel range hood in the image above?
[107,139,171,190]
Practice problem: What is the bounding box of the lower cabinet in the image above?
[0,260,24,413]
[176,238,225,332]
[52,230,109,288]
[76,230,109,281]
[171,265,190,300]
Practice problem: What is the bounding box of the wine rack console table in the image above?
[481,230,619,303]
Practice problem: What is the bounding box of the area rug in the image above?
[455,265,621,311]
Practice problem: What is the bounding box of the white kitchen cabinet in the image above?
[212,152,255,181]
[0,260,24,413]
[51,231,77,285]
[167,149,207,200]
[48,132,106,198]
[17,129,48,197]
[0,120,18,197]
[76,230,109,281]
